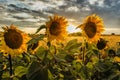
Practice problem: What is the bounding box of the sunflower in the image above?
[78,14,104,42]
[46,15,68,42]
[97,38,107,50]
[0,24,29,57]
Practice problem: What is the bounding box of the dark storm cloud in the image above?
[88,0,120,28]
[8,4,31,13]
[0,2,48,27]
[7,3,50,19]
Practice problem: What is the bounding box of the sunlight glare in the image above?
[67,24,80,33]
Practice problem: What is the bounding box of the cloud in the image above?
[66,6,79,12]
[0,0,119,34]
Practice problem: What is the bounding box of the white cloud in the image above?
[19,27,45,34]
[3,16,21,21]
[98,0,104,6]
[14,12,33,18]
[88,0,98,5]
[23,18,39,22]
[28,1,57,11]
[19,27,37,33]
[36,16,46,21]
[88,0,104,7]
[66,6,79,12]
[52,0,66,6]
[82,5,91,11]
[103,28,120,34]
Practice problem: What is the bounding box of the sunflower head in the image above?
[97,38,107,50]
[1,24,29,57]
[108,49,116,57]
[46,15,68,42]
[78,14,104,42]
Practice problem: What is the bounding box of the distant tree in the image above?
[68,32,82,36]
[111,33,115,35]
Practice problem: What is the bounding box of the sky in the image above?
[0,0,120,34]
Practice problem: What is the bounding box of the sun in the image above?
[67,24,80,33]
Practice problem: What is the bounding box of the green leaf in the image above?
[35,25,46,34]
[19,75,28,80]
[0,71,3,80]
[2,71,9,79]
[22,53,31,64]
[108,72,120,80]
[36,46,48,60]
[68,43,82,53]
[72,61,82,74]
[80,66,91,80]
[94,61,112,72]
[48,69,54,80]
[13,77,19,80]
[56,49,68,60]
[53,55,66,62]
[27,34,44,46]
[65,54,74,63]
[116,48,120,56]
[64,39,81,52]
[65,39,78,50]
[14,66,27,78]
[26,61,48,80]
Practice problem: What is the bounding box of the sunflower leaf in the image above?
[48,69,54,80]
[26,61,48,80]
[79,66,91,80]
[64,39,81,53]
[27,34,44,46]
[108,73,120,80]
[14,66,27,78]
[35,25,46,34]
[65,39,78,50]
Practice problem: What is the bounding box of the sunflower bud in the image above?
[108,49,116,57]
[97,38,107,50]
[31,42,39,50]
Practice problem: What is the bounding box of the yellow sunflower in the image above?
[0,24,29,57]
[46,15,68,42]
[78,14,104,42]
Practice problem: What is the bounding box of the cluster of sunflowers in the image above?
[0,14,120,80]
[0,14,104,56]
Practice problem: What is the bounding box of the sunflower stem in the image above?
[8,54,13,80]
[82,46,86,65]
[82,39,86,65]
[98,50,101,59]
[42,41,51,64]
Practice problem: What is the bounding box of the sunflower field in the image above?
[0,14,120,80]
